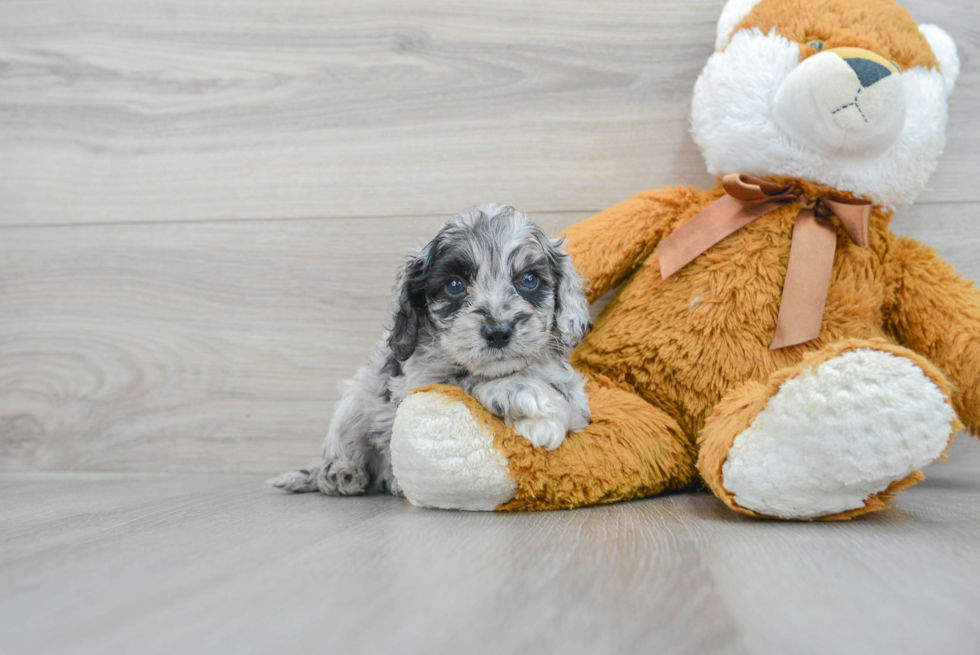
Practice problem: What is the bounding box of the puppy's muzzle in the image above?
[481,323,513,349]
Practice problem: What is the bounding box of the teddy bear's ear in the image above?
[919,24,959,93]
[714,0,763,51]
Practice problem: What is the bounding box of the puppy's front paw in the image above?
[512,416,568,451]
[318,461,370,496]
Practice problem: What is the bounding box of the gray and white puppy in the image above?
[268,203,592,497]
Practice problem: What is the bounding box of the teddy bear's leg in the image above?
[697,339,961,520]
[391,380,696,511]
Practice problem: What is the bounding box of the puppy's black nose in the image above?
[481,324,513,349]
[845,57,891,87]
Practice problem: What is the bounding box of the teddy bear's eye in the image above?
[807,40,824,52]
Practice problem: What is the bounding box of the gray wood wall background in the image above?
[2,0,977,474]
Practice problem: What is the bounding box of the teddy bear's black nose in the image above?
[845,57,892,87]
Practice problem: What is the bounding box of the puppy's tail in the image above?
[267,465,321,493]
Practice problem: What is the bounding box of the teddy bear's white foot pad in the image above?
[722,349,955,519]
[391,391,515,511]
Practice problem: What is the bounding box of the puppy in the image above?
[269,203,591,496]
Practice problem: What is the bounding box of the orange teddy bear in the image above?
[390,0,978,520]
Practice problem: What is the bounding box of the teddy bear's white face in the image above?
[690,0,959,209]
[772,46,906,159]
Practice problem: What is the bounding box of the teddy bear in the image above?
[387,0,978,520]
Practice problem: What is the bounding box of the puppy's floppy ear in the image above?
[387,243,433,361]
[543,235,591,353]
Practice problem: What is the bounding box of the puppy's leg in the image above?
[271,461,373,496]
[509,388,572,451]
[269,380,377,495]
[372,445,404,497]
[557,362,591,433]
[509,366,592,449]
[475,359,592,451]
[472,379,570,450]
[266,464,321,493]
[316,390,377,496]
[271,441,376,496]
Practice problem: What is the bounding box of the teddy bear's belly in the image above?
[572,224,890,437]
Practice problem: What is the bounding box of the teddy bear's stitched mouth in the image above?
[770,49,907,159]
[831,88,868,124]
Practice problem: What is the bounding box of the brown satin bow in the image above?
[658,173,873,350]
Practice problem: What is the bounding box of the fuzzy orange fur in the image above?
[887,237,980,436]
[412,382,696,511]
[568,182,899,442]
[556,183,972,516]
[411,178,976,516]
[734,0,939,70]
[403,0,976,518]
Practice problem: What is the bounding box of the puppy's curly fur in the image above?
[269,204,592,496]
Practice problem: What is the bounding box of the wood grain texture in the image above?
[1,203,977,473]
[2,438,979,655]
[2,3,979,652]
[0,211,589,472]
[0,0,978,474]
[0,0,977,226]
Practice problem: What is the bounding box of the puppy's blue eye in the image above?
[519,272,539,291]
[446,278,466,297]
[807,40,824,52]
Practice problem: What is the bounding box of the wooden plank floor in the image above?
[2,438,979,655]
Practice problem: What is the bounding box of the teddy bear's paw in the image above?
[390,391,516,510]
[722,349,955,520]
[511,415,567,451]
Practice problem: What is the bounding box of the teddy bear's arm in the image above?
[886,235,980,435]
[562,187,695,302]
